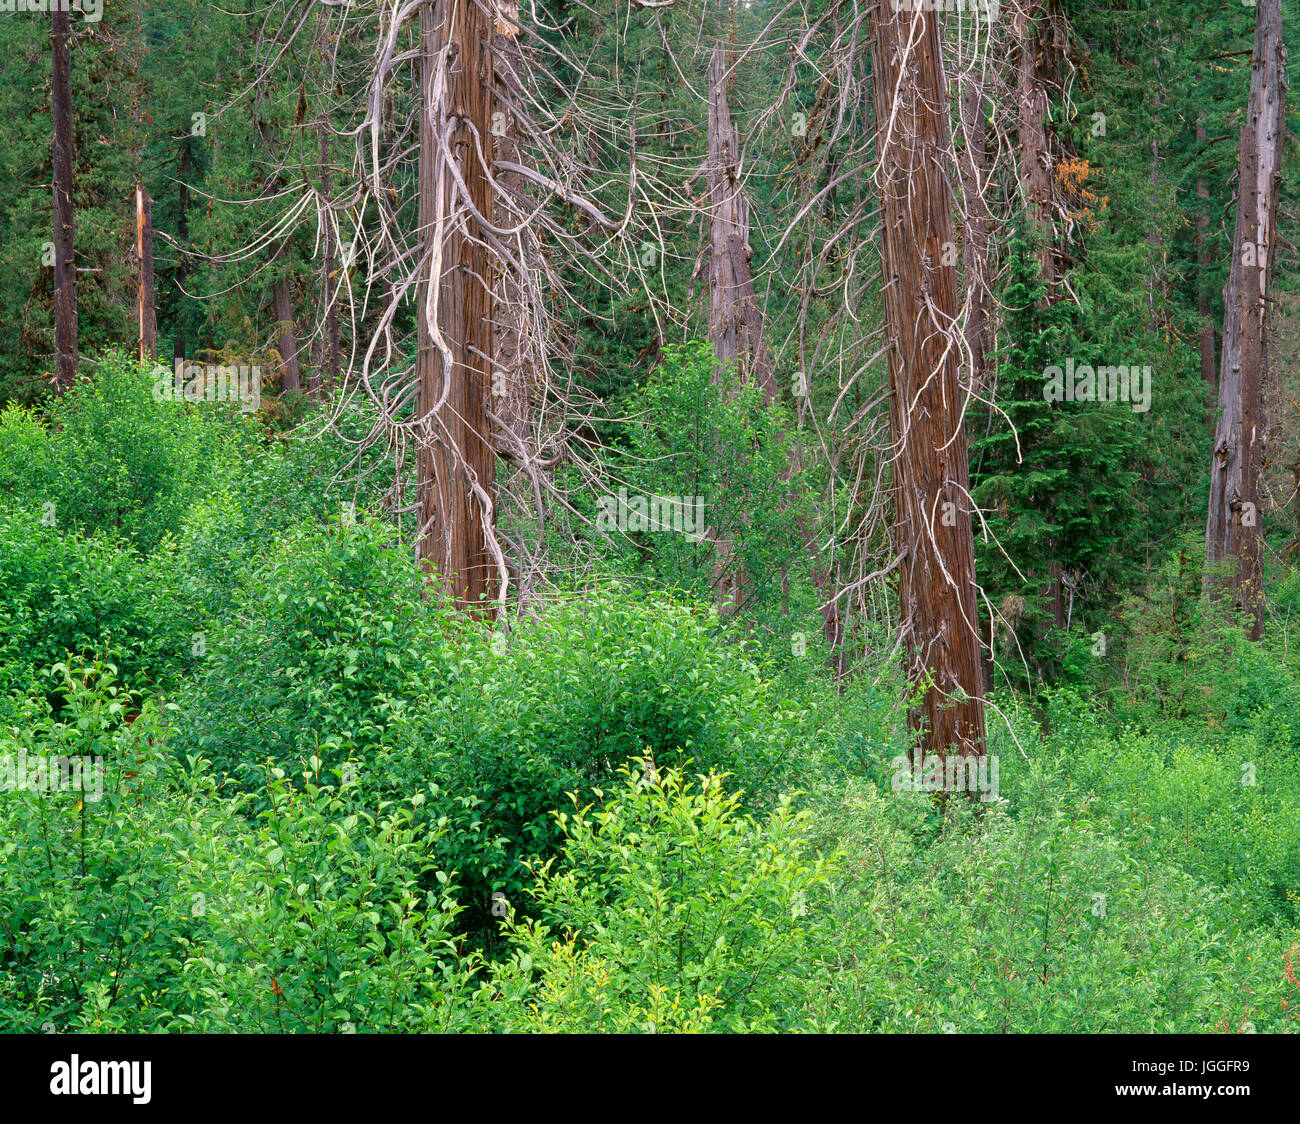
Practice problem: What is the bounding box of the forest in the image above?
[0,0,1298,1041]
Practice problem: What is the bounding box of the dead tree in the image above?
[706,44,775,403]
[1206,0,1287,641]
[488,3,535,455]
[346,0,641,615]
[51,7,78,392]
[703,44,774,613]
[1012,0,1054,295]
[272,274,302,393]
[314,10,340,399]
[173,140,192,367]
[415,0,498,612]
[317,121,340,397]
[135,184,157,362]
[868,0,987,761]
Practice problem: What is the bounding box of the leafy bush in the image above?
[803,776,1300,1033]
[405,591,806,935]
[490,760,831,1032]
[0,664,211,1030]
[0,353,242,554]
[600,341,812,613]
[1003,705,1300,929]
[170,764,482,1032]
[0,509,189,699]
[175,515,461,786]
[0,662,485,1033]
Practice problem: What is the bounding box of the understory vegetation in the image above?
[1,365,1296,1033]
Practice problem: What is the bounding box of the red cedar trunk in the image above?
[1013,1,1054,295]
[272,277,302,393]
[1205,0,1285,641]
[416,0,497,613]
[1014,1,1064,628]
[1148,17,1164,332]
[135,184,157,362]
[868,1,987,760]
[51,8,78,392]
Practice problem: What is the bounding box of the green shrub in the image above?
[0,353,242,554]
[0,662,486,1033]
[489,760,831,1032]
[803,777,1299,1033]
[174,514,461,786]
[407,590,805,937]
[1003,707,1300,929]
[599,341,812,613]
[170,764,483,1032]
[0,664,213,1030]
[0,509,188,698]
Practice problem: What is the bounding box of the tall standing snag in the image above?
[416,0,498,612]
[51,7,78,393]
[1013,0,1054,296]
[706,44,775,404]
[135,184,157,363]
[1205,0,1286,641]
[868,1,987,762]
[704,44,776,613]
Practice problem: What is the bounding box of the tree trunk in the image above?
[1205,0,1285,642]
[1013,1,1054,295]
[51,7,78,393]
[272,276,301,394]
[1147,17,1164,333]
[868,0,987,762]
[135,183,157,362]
[705,44,775,614]
[706,45,775,404]
[416,0,497,613]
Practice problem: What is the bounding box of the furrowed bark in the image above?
[868,0,987,761]
[272,275,302,394]
[1196,108,1215,419]
[706,44,775,404]
[705,43,774,614]
[416,0,498,613]
[957,34,991,396]
[1205,0,1286,641]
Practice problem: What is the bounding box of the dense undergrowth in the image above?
[0,360,1296,1033]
